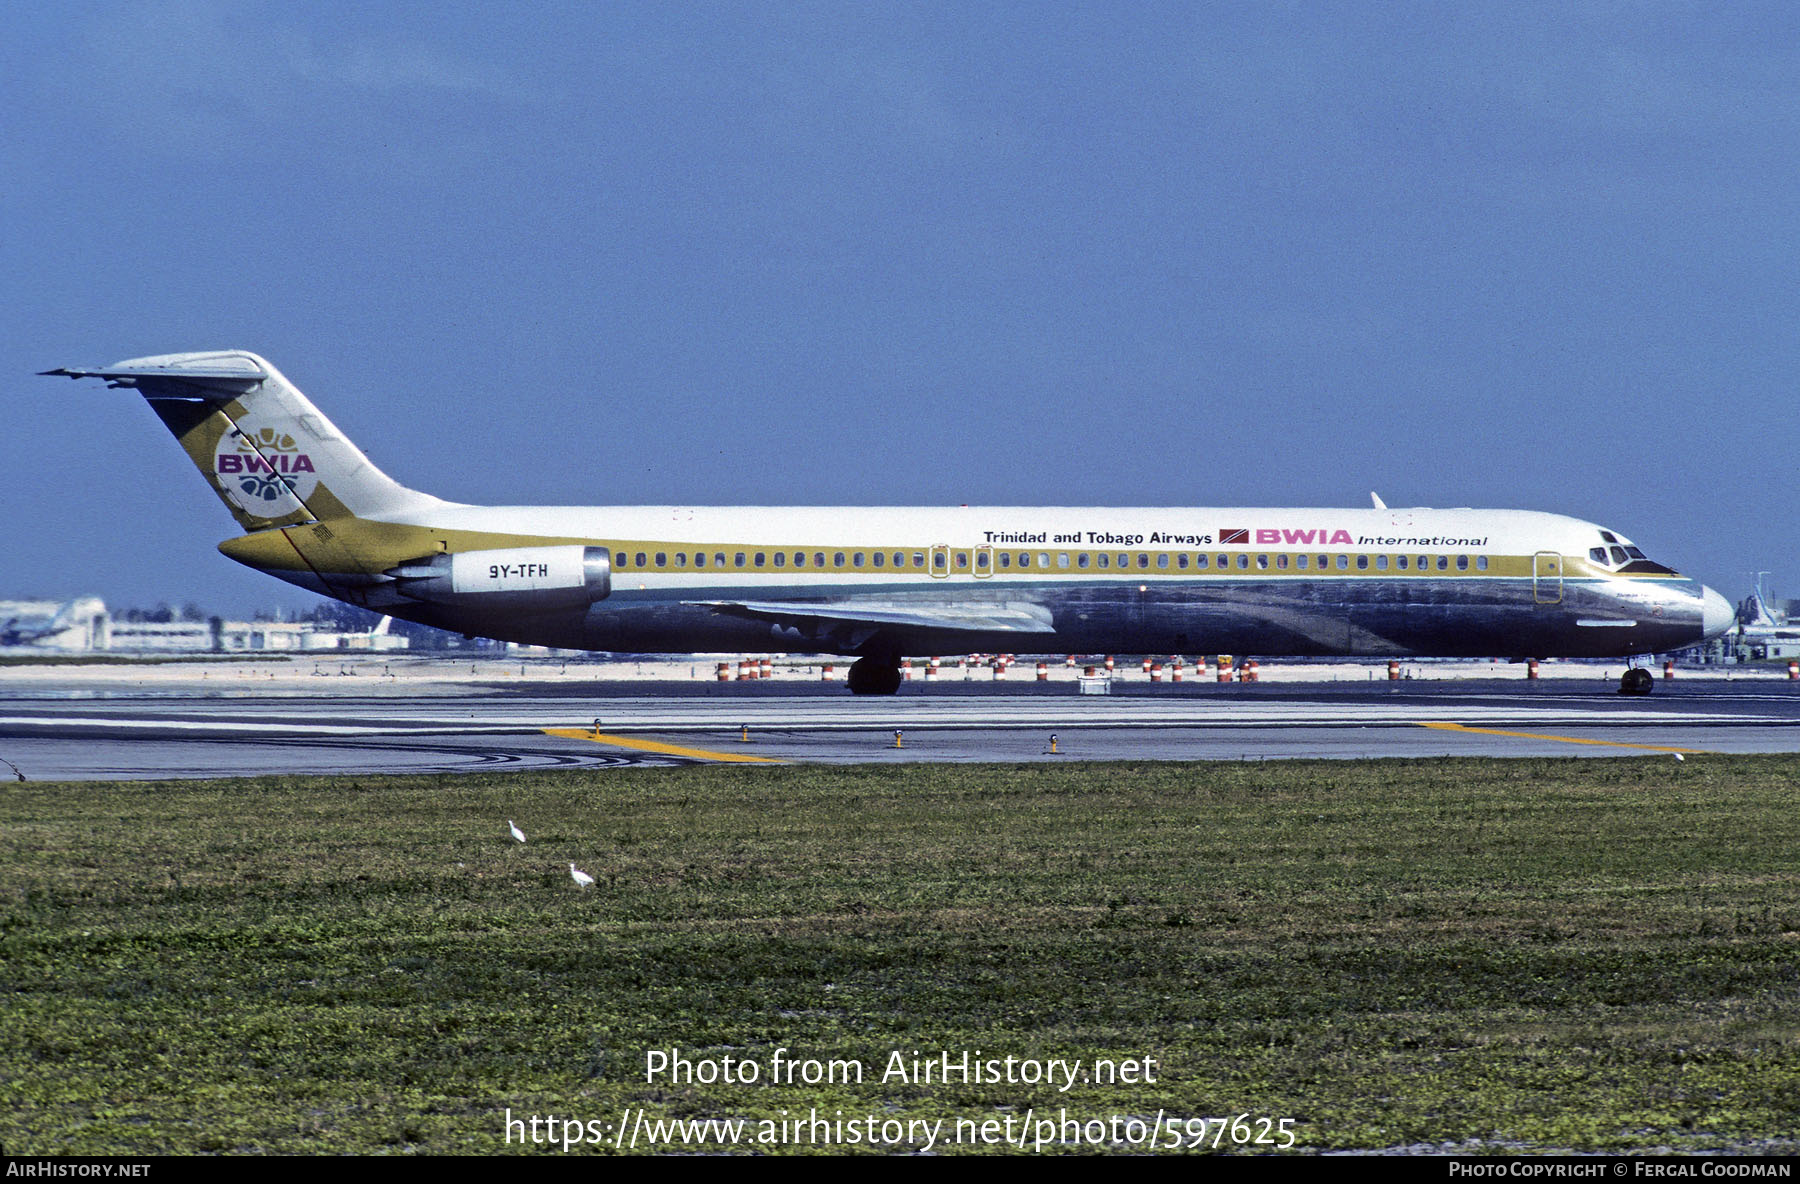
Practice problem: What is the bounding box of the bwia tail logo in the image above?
[214,425,317,512]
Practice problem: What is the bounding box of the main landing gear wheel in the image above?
[846,656,902,695]
[1618,667,1655,696]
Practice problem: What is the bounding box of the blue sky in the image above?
[4,2,1796,616]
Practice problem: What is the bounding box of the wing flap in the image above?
[691,599,1057,635]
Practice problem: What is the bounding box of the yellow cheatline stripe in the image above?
[543,727,782,764]
[1418,721,1710,755]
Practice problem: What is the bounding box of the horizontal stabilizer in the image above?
[41,355,268,394]
[691,598,1057,634]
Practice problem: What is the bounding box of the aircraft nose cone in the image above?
[1701,586,1735,640]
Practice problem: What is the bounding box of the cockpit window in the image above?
[1590,547,1608,565]
[1625,546,1646,559]
[1600,531,1617,543]
[1609,546,1629,565]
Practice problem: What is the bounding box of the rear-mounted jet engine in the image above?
[386,546,611,611]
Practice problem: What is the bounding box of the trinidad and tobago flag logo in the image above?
[1219,527,1249,545]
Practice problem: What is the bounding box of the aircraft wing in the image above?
[690,598,1057,642]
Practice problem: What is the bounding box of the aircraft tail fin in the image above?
[43,351,443,533]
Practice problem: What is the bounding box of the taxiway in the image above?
[2,660,1797,779]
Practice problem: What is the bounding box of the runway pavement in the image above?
[3,661,1798,779]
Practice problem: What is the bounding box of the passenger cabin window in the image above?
[1275,554,1288,569]
[734,552,746,568]
[998,553,1011,569]
[1356,555,1368,570]
[1456,555,1468,571]
[1476,556,1488,571]
[1397,556,1408,570]
[1157,554,1169,569]
[871,552,883,567]
[1335,555,1348,570]
[1078,553,1090,569]
[1436,556,1448,571]
[1196,554,1209,569]
[754,552,766,568]
[1376,555,1389,570]
[714,552,725,568]
[834,552,845,567]
[773,552,785,568]
[1057,553,1070,569]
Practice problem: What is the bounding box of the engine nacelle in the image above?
[387,546,610,611]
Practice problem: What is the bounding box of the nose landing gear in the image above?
[1618,667,1655,696]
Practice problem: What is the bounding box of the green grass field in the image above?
[3,757,1798,1155]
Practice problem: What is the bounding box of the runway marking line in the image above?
[1418,721,1712,755]
[543,728,782,764]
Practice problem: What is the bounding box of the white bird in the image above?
[569,862,595,889]
[508,819,526,843]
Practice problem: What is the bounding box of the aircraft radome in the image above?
[43,352,1734,694]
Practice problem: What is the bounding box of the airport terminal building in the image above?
[0,598,408,654]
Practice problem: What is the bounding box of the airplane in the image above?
[42,351,1735,695]
[0,597,104,648]
[1729,589,1800,658]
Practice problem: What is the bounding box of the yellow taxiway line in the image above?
[543,728,783,764]
[1418,721,1710,755]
